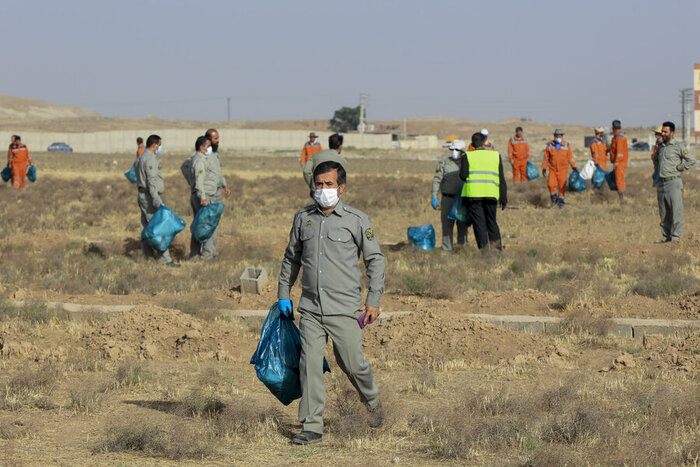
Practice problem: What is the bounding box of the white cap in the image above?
[447,139,466,151]
[480,128,489,136]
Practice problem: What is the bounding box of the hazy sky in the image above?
[4,0,699,126]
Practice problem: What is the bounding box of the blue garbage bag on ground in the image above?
[447,195,472,225]
[250,303,330,406]
[592,168,606,188]
[526,160,540,180]
[605,170,618,191]
[27,165,36,183]
[1,165,10,182]
[124,164,137,183]
[652,168,660,184]
[407,224,435,250]
[141,205,186,252]
[191,203,224,243]
[568,169,587,192]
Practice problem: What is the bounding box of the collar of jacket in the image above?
[315,199,347,216]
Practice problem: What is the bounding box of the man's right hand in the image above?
[200,199,210,207]
[542,169,547,177]
[153,197,162,209]
[278,299,293,319]
[431,198,440,210]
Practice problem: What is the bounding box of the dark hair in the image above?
[471,132,485,148]
[136,137,143,144]
[313,160,346,185]
[195,135,209,151]
[146,134,161,148]
[515,126,523,132]
[612,120,622,130]
[14,135,21,142]
[662,121,675,132]
[328,133,344,150]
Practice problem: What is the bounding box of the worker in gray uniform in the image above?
[134,134,179,267]
[652,121,696,243]
[190,132,230,260]
[431,139,468,250]
[278,160,385,445]
[303,133,348,191]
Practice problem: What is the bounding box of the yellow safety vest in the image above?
[461,149,500,200]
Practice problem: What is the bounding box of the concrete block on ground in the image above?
[239,268,268,295]
[620,318,700,338]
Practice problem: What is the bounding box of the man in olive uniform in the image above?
[303,133,347,191]
[431,139,468,250]
[190,134,230,259]
[134,134,179,267]
[652,121,696,243]
[278,160,385,445]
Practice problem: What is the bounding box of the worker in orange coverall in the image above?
[609,119,628,201]
[507,126,530,183]
[542,129,575,208]
[8,135,32,190]
[300,132,323,167]
[590,127,607,171]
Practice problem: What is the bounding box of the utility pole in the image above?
[359,92,366,133]
[680,88,692,142]
[227,97,231,121]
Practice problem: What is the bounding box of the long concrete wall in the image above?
[0,129,439,153]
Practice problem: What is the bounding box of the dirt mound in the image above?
[82,305,234,361]
[0,322,37,358]
[363,309,563,366]
[602,332,699,373]
[675,293,700,319]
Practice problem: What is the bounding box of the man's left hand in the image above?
[201,199,210,207]
[614,163,619,169]
[360,304,380,326]
[224,187,231,198]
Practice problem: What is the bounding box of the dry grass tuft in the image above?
[114,362,148,388]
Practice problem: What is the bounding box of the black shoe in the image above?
[557,197,565,208]
[292,431,322,445]
[164,262,181,268]
[550,195,557,208]
[367,401,384,429]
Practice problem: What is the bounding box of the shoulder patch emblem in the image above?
[365,228,374,241]
[148,165,153,170]
[306,220,312,227]
[683,149,688,155]
[436,169,440,173]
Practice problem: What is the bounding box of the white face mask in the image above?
[314,188,340,208]
[205,146,213,155]
[450,149,461,160]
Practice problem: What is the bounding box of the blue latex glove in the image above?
[594,163,601,169]
[431,198,440,210]
[572,167,579,173]
[278,299,293,319]
[542,169,547,177]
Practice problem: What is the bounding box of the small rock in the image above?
[391,457,399,464]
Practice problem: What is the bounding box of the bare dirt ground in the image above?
[1,147,699,465]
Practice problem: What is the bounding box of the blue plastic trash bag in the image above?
[592,167,606,188]
[141,205,186,252]
[1,165,10,182]
[250,303,330,406]
[407,224,435,250]
[605,170,618,191]
[27,165,36,183]
[567,169,587,192]
[191,203,224,243]
[526,160,540,180]
[447,196,471,225]
[124,164,137,183]
[652,168,659,184]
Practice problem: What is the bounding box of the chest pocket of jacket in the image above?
[327,228,353,243]
[300,225,315,241]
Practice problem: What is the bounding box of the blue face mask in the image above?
[155,146,163,155]
[554,138,562,144]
